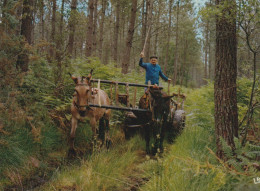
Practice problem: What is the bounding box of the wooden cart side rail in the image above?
[88,104,150,112]
[90,79,163,89]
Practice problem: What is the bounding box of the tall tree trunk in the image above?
[86,0,94,57]
[31,0,36,45]
[50,0,56,58]
[141,0,147,60]
[16,0,33,72]
[92,0,98,56]
[204,19,209,83]
[121,0,138,74]
[99,0,106,58]
[39,0,45,40]
[113,1,120,64]
[67,0,78,57]
[181,38,188,86]
[56,0,65,61]
[208,40,212,79]
[55,0,65,86]
[164,0,173,73]
[153,0,161,56]
[215,0,238,160]
[144,0,153,60]
[173,0,180,85]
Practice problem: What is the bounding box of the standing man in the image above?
[139,52,171,85]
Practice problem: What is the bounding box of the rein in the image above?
[73,101,93,111]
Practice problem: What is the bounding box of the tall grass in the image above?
[37,135,146,191]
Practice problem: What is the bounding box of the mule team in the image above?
[69,53,185,156]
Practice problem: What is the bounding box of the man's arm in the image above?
[139,53,148,69]
[159,69,169,81]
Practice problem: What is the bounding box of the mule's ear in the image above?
[87,69,93,80]
[70,75,78,84]
[90,69,93,75]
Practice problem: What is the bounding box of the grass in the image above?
[37,134,147,191]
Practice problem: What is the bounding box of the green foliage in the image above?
[220,137,260,173]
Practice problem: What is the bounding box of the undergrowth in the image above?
[0,57,150,190]
[141,81,260,191]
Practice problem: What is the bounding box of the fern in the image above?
[220,137,260,172]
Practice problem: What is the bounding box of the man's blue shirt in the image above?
[139,58,168,85]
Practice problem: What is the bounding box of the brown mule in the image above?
[69,70,111,156]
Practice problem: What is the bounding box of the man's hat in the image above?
[150,56,158,59]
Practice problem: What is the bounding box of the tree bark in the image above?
[204,19,209,83]
[50,0,56,58]
[215,0,238,160]
[144,0,153,60]
[39,0,45,40]
[86,0,94,57]
[141,0,147,60]
[113,1,120,64]
[67,0,78,57]
[164,0,173,73]
[153,0,161,56]
[56,0,65,59]
[99,0,106,58]
[173,0,180,86]
[208,40,212,79]
[92,0,98,56]
[16,0,33,72]
[121,0,138,74]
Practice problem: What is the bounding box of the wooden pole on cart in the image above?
[110,84,113,103]
[98,79,101,106]
[126,83,130,107]
[115,82,119,106]
[168,80,170,95]
[133,87,137,108]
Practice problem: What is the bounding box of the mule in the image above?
[137,86,173,155]
[69,70,111,155]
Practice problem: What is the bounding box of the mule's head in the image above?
[71,70,93,116]
[149,88,173,122]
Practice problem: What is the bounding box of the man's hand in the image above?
[140,52,145,58]
[168,78,172,82]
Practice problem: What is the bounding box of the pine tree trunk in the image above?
[141,0,147,60]
[153,0,161,55]
[86,0,94,57]
[204,19,209,83]
[99,0,106,58]
[121,0,138,74]
[50,0,56,58]
[113,1,120,64]
[164,0,173,73]
[56,0,65,62]
[173,0,180,85]
[215,0,238,160]
[40,0,45,41]
[144,0,153,60]
[67,0,78,57]
[16,0,33,72]
[92,0,98,56]
[208,41,212,79]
